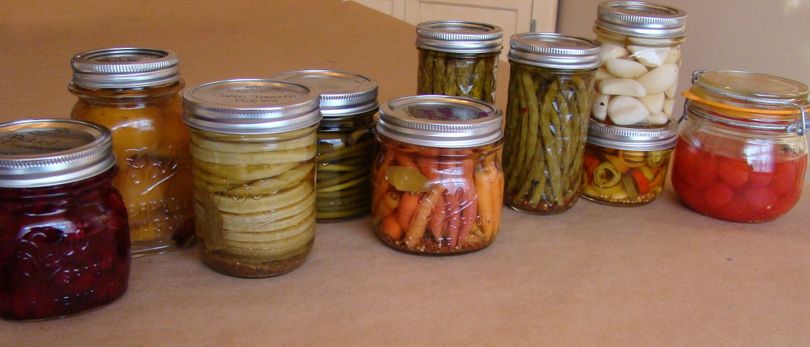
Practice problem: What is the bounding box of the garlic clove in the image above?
[638,64,678,94]
[647,112,669,125]
[600,43,629,63]
[663,97,675,118]
[605,58,648,78]
[628,45,670,67]
[665,47,681,64]
[664,82,678,98]
[639,93,665,114]
[599,78,647,97]
[595,66,613,82]
[592,94,609,121]
[607,95,649,125]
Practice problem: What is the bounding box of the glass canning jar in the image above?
[183,79,321,277]
[373,95,504,254]
[672,70,809,223]
[503,33,600,214]
[0,119,129,320]
[416,20,503,103]
[581,121,677,205]
[591,1,687,126]
[69,47,194,255]
[271,70,378,221]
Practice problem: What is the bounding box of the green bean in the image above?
[317,140,373,161]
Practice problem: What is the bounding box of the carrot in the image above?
[395,152,418,168]
[373,191,400,223]
[474,165,494,240]
[445,188,461,247]
[416,148,440,180]
[490,161,504,237]
[381,215,404,241]
[428,192,445,240]
[372,148,395,210]
[396,192,420,230]
[457,158,477,246]
[405,185,446,249]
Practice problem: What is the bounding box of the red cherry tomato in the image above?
[703,182,734,209]
[770,161,797,195]
[716,157,750,187]
[743,187,778,218]
[747,171,773,188]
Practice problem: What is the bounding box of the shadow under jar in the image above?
[672,70,809,223]
[373,95,504,254]
[271,69,378,221]
[69,47,195,255]
[0,119,129,320]
[416,20,503,103]
[183,79,321,277]
[502,33,600,214]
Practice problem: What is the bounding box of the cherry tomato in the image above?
[770,161,797,195]
[743,187,778,218]
[703,182,734,209]
[747,171,773,188]
[716,157,750,187]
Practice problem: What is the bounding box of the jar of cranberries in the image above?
[672,71,809,222]
[0,119,130,320]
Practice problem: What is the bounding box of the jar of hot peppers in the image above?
[672,71,808,222]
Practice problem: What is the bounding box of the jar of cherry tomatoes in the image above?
[581,121,677,205]
[69,47,194,255]
[373,95,504,254]
[672,70,809,222]
[0,119,130,320]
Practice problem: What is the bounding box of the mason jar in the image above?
[0,119,129,320]
[503,33,600,214]
[581,121,677,205]
[373,95,504,254]
[270,69,378,221]
[183,79,321,277]
[591,1,687,126]
[416,20,503,103]
[672,70,809,223]
[69,47,194,255]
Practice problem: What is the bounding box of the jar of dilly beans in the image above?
[372,96,504,254]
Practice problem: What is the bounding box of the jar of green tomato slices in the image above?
[503,33,600,214]
[271,70,378,221]
[416,20,503,103]
[183,79,321,278]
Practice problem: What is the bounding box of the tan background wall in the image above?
[557,0,810,179]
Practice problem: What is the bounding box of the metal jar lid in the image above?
[0,119,115,188]
[269,69,379,118]
[595,1,687,39]
[416,20,503,54]
[183,79,321,134]
[71,47,180,89]
[508,33,601,70]
[587,120,677,151]
[377,95,502,148]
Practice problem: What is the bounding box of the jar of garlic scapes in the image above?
[69,47,195,255]
[592,1,687,126]
[183,79,321,278]
[581,121,677,205]
[270,69,378,222]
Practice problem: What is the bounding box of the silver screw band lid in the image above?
[377,95,502,148]
[270,69,379,118]
[0,119,116,188]
[416,20,503,54]
[71,47,180,89]
[587,120,678,151]
[509,32,601,70]
[183,79,321,134]
[596,1,687,39]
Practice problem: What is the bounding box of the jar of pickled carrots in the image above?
[591,1,687,126]
[416,20,503,103]
[183,79,320,277]
[581,121,677,205]
[69,47,194,255]
[503,33,600,214]
[0,119,129,320]
[672,71,808,223]
[373,95,504,254]
[271,70,378,222]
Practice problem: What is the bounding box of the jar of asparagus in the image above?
[183,79,321,277]
[503,33,600,214]
[69,47,195,255]
[270,69,378,221]
[581,121,677,205]
[373,95,504,254]
[416,20,503,103]
[591,1,687,126]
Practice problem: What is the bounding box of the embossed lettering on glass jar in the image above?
[672,71,809,223]
[69,47,195,255]
[592,1,687,126]
[416,20,503,103]
[271,70,378,221]
[503,33,600,214]
[184,79,321,277]
[373,95,504,254]
[0,119,130,320]
[581,121,677,205]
